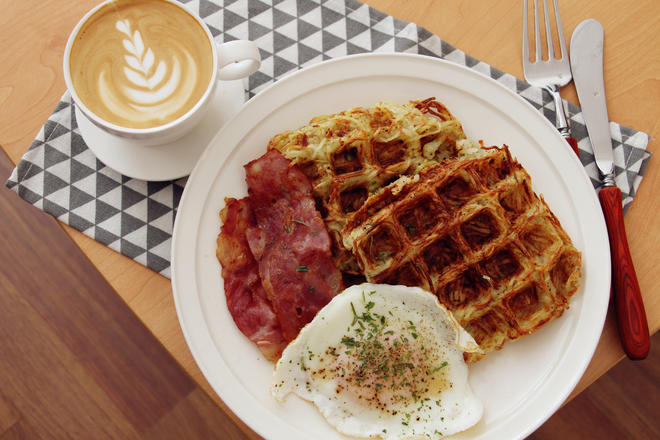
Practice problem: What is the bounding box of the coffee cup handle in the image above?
[216,40,261,81]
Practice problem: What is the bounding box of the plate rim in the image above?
[171,53,610,440]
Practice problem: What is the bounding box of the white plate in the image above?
[76,79,245,181]
[171,54,610,440]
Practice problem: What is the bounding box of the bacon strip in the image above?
[244,150,343,341]
[216,197,287,361]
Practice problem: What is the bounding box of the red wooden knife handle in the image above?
[566,137,578,156]
[598,186,650,359]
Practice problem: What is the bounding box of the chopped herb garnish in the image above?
[430,361,449,374]
[296,265,308,272]
[284,224,291,233]
[333,291,434,403]
[309,286,315,293]
[293,219,309,226]
[341,336,356,347]
[350,302,358,324]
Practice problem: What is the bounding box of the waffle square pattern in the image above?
[270,99,581,361]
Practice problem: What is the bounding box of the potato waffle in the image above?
[268,99,483,275]
[340,146,581,361]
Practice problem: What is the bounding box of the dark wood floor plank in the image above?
[0,392,20,436]
[531,331,660,439]
[529,390,626,440]
[0,419,42,440]
[585,344,660,440]
[0,150,195,433]
[0,275,140,439]
[588,376,659,440]
[145,389,250,440]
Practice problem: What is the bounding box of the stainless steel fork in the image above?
[522,0,577,152]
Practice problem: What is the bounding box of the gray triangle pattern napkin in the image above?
[5,0,651,278]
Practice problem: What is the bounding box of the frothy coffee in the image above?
[69,0,213,129]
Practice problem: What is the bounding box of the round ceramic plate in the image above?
[76,79,245,181]
[171,54,610,440]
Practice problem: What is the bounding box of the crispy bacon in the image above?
[216,197,287,361]
[244,150,343,341]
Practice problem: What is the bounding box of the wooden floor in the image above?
[531,331,660,440]
[0,148,657,439]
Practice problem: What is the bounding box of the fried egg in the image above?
[271,283,483,439]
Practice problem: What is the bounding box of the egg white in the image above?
[271,283,483,439]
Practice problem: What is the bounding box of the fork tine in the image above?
[542,0,554,60]
[554,0,567,59]
[522,0,529,63]
[533,0,542,61]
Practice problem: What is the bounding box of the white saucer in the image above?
[75,80,246,181]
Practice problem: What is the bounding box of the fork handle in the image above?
[545,85,579,156]
[599,186,650,360]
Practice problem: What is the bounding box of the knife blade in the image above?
[570,20,614,179]
[570,19,650,360]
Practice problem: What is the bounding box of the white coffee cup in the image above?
[63,0,260,146]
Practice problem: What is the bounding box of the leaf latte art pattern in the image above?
[114,20,183,107]
[69,0,213,129]
[97,19,198,123]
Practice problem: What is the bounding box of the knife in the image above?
[570,19,650,360]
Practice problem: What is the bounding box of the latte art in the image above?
[69,0,213,129]
[101,18,197,122]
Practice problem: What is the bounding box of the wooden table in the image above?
[1,0,658,438]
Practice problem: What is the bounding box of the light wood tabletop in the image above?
[1,0,658,438]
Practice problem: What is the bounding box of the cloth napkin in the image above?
[5,0,651,279]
